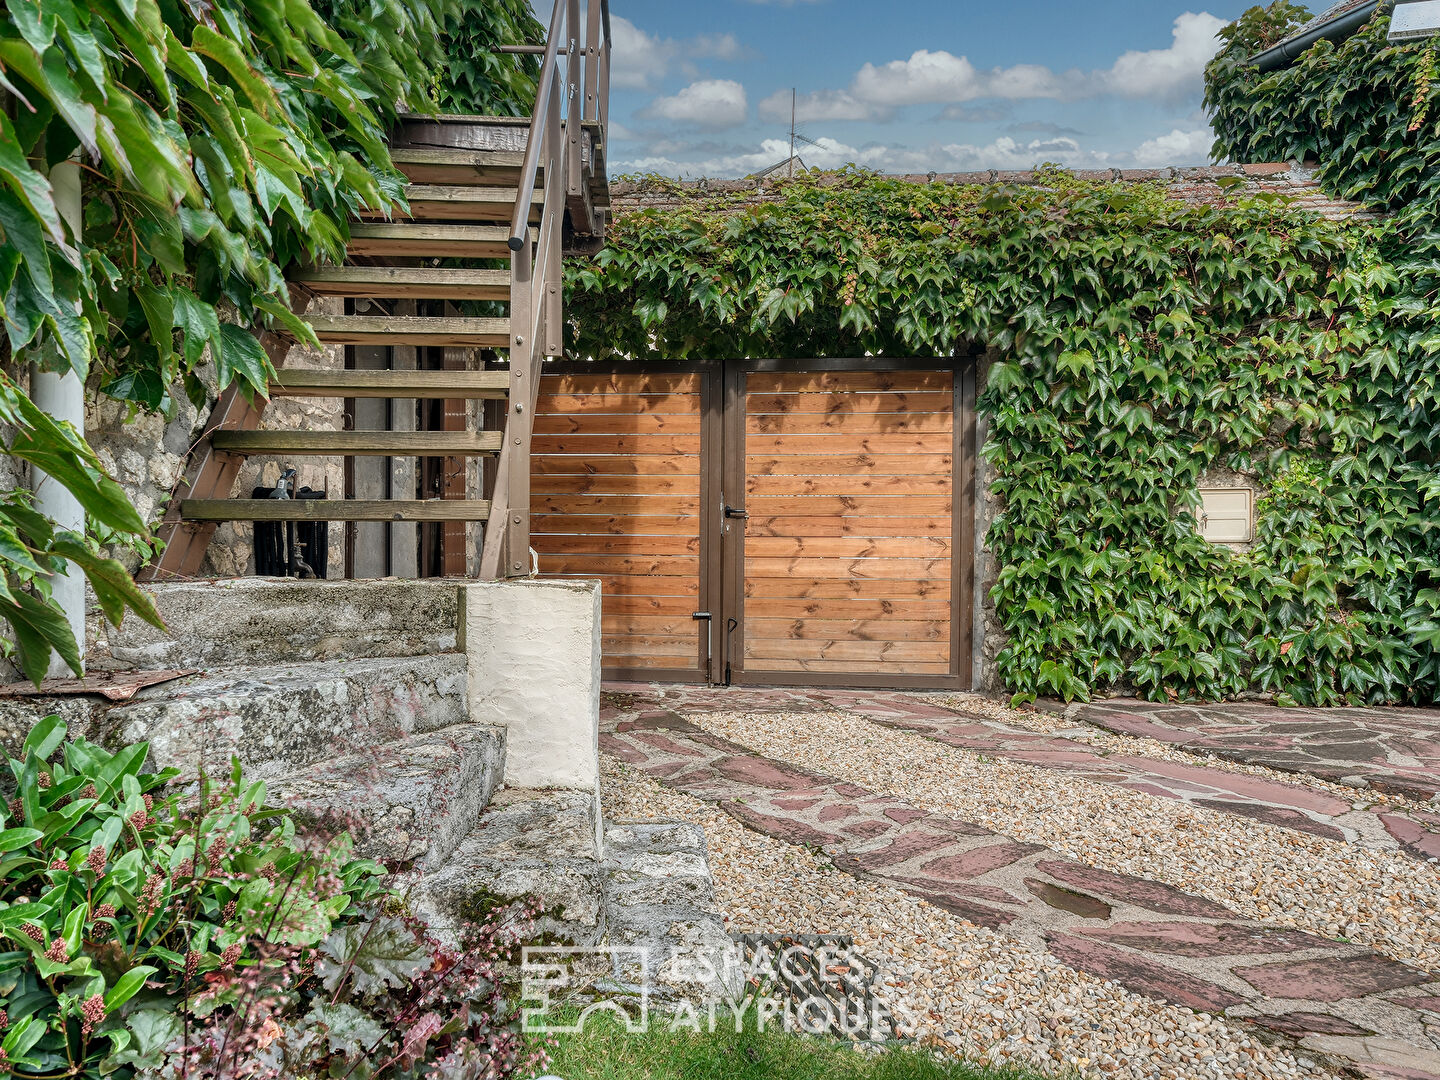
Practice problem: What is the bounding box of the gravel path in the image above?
[693,709,1440,977]
[602,756,1344,1080]
[925,694,1430,815]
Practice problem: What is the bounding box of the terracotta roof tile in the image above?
[609,163,1375,221]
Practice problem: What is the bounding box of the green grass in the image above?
[532,1010,1055,1080]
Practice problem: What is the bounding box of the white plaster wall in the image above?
[461,580,601,792]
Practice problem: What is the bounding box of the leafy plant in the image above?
[570,163,1440,705]
[0,715,548,1079]
[0,714,387,1076]
[0,0,541,678]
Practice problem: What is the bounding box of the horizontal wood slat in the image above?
[746,391,954,415]
[531,454,700,477]
[532,495,702,515]
[743,658,952,675]
[743,638,951,662]
[746,515,953,538]
[742,597,952,619]
[745,495,953,515]
[345,223,533,259]
[748,454,952,476]
[269,369,509,399]
[533,392,698,415]
[744,557,951,580]
[743,577,953,600]
[744,432,955,454]
[542,373,701,394]
[532,413,703,435]
[744,536,950,558]
[747,413,952,435]
[528,534,700,556]
[306,315,510,347]
[290,266,510,301]
[530,435,701,455]
[359,185,542,223]
[210,430,502,455]
[531,474,694,495]
[533,514,701,535]
[181,499,492,522]
[746,476,952,496]
[744,618,949,642]
[388,147,530,185]
[756,371,953,392]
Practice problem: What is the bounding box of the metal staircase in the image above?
[142,0,610,582]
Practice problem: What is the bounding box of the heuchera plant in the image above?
[0,716,548,1080]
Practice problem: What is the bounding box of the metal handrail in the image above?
[508,0,566,251]
[507,0,611,251]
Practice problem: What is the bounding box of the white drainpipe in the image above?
[31,159,85,678]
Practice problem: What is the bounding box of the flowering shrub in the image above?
[0,716,548,1079]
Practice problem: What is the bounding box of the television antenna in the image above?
[786,89,821,178]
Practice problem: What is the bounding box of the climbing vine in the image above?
[0,0,539,678]
[570,168,1440,705]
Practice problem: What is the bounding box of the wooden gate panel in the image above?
[530,372,705,674]
[737,369,959,680]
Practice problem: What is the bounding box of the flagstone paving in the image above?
[600,684,1440,1080]
[603,684,1440,862]
[1075,698,1440,805]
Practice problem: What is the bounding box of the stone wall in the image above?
[84,297,347,578]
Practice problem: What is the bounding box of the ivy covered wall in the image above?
[573,164,1440,705]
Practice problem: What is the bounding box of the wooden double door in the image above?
[530,358,976,689]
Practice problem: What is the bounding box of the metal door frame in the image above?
[718,356,976,690]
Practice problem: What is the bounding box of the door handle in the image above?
[724,505,748,519]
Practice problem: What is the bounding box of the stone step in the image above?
[104,579,461,669]
[92,654,469,781]
[412,787,606,945]
[268,722,505,872]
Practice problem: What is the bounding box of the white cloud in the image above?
[769,12,1227,114]
[609,18,746,90]
[614,132,1118,179]
[690,33,745,61]
[645,79,749,130]
[1101,12,1228,101]
[609,17,675,90]
[759,88,885,123]
[1130,126,1215,166]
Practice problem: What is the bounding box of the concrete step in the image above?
[103,579,461,669]
[412,787,606,945]
[92,654,468,780]
[268,722,505,872]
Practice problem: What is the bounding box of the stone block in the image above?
[108,579,461,669]
[95,655,468,779]
[266,722,504,871]
[413,788,605,946]
[462,580,600,791]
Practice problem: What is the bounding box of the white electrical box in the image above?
[1391,0,1440,42]
[1197,488,1253,545]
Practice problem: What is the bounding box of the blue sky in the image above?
[596,0,1269,178]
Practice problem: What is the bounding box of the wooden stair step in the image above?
[345,223,528,259]
[269,369,510,399]
[388,147,534,186]
[306,314,510,347]
[209,430,503,456]
[291,266,510,301]
[360,185,542,223]
[180,499,493,523]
